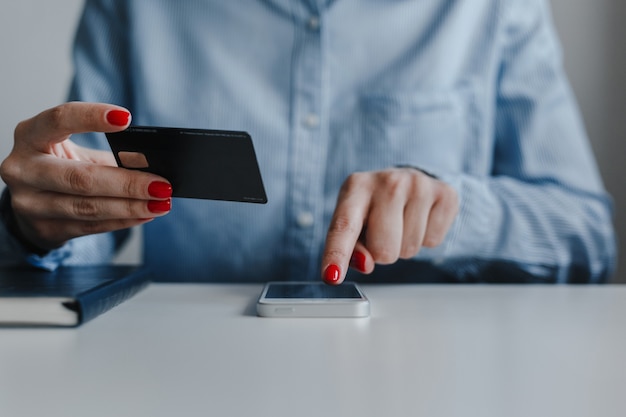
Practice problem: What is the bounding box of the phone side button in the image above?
[274,307,295,315]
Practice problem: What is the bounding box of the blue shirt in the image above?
[0,0,616,283]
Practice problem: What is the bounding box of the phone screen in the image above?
[264,282,363,299]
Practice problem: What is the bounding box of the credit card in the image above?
[106,126,267,203]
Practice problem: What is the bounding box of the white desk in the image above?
[1,284,625,417]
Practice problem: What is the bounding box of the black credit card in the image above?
[106,126,267,203]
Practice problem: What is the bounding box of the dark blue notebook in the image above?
[0,265,150,327]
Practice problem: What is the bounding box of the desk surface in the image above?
[1,284,625,417]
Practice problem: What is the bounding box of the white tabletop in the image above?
[1,284,625,417]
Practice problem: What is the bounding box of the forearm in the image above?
[432,173,616,283]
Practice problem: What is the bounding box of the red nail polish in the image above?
[148,181,172,198]
[350,251,367,272]
[147,199,171,213]
[324,264,341,284]
[106,109,130,126]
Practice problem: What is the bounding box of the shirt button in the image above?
[296,212,315,228]
[303,113,320,129]
[307,16,320,31]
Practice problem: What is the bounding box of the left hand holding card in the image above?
[106,126,267,203]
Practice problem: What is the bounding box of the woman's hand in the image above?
[0,102,172,252]
[321,167,459,284]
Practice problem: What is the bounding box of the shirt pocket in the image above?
[353,89,471,175]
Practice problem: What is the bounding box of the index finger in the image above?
[321,182,371,285]
[15,102,131,152]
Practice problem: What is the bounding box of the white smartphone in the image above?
[256,281,370,318]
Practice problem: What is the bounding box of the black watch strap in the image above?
[0,188,49,256]
[395,164,439,179]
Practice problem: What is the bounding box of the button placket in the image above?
[284,10,326,279]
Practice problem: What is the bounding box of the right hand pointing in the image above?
[0,102,172,252]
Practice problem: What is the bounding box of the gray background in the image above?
[1,1,624,281]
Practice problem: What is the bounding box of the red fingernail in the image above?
[148,181,172,198]
[147,199,171,213]
[350,251,367,272]
[106,109,130,126]
[324,264,341,284]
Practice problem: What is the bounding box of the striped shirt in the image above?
[1,0,616,282]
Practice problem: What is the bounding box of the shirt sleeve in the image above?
[431,0,616,283]
[0,0,133,271]
[69,0,132,149]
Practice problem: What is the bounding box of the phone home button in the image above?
[274,307,295,315]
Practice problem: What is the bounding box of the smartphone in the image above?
[256,282,370,318]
